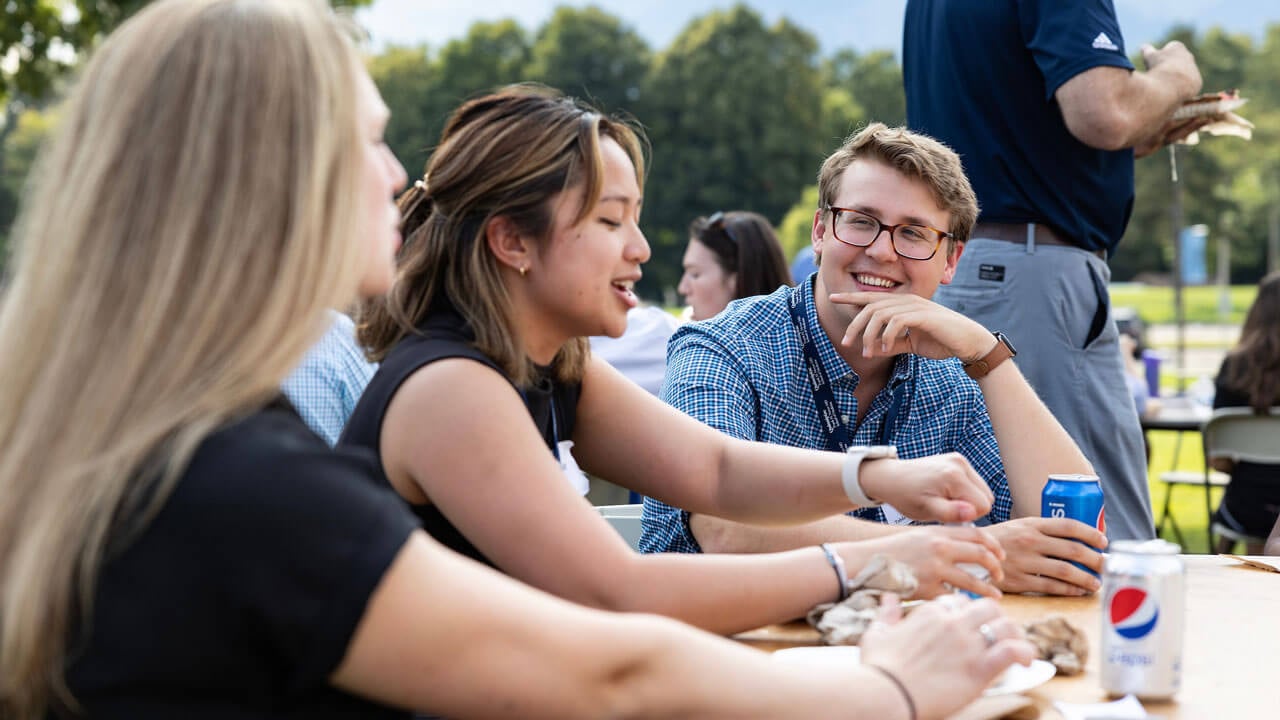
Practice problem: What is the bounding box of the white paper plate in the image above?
[772,646,1056,697]
[985,658,1057,696]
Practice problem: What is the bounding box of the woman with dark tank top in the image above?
[341,86,1032,640]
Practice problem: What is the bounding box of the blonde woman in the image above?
[344,86,1025,633]
[0,1,1033,719]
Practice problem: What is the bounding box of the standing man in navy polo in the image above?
[903,0,1204,541]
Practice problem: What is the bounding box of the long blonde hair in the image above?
[0,0,367,715]
[359,85,647,386]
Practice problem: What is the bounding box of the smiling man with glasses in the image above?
[643,123,1110,598]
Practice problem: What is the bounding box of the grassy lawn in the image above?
[1110,284,1256,325]
[1145,428,1227,554]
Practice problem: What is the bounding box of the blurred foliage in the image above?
[1,0,147,106]
[824,49,905,129]
[3,4,1279,299]
[0,104,57,262]
[777,185,820,260]
[1,0,370,106]
[0,0,371,259]
[527,6,650,116]
[636,6,838,293]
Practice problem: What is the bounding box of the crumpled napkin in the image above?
[1024,614,1088,675]
[1171,89,1254,143]
[806,555,918,645]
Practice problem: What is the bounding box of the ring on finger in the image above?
[977,623,997,648]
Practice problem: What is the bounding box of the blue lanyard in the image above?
[787,287,907,451]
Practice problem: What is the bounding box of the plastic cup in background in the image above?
[1141,349,1161,398]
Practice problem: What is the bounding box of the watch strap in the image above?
[963,331,1015,380]
[841,446,897,507]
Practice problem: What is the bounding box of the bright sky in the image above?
[355,0,1278,56]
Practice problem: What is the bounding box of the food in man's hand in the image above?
[1172,89,1247,120]
[1023,615,1088,675]
[1171,89,1254,143]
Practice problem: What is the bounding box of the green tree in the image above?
[1242,24,1280,275]
[824,49,905,128]
[433,19,532,111]
[0,105,58,260]
[526,6,650,116]
[777,184,821,260]
[1,0,374,255]
[817,86,865,155]
[2,0,369,107]
[366,45,438,175]
[639,5,826,294]
[1,0,146,106]
[368,19,532,178]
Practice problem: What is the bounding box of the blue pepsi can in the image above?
[1042,473,1106,576]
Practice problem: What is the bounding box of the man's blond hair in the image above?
[817,122,978,248]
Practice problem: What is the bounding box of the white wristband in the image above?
[842,446,896,508]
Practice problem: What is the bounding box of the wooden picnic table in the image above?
[735,554,1276,719]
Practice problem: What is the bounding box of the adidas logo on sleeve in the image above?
[1091,32,1120,51]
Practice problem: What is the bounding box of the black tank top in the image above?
[339,303,581,569]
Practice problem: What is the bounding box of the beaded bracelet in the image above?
[865,663,918,720]
[818,543,849,602]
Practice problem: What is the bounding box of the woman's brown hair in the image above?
[688,211,793,299]
[359,84,647,386]
[1220,271,1280,412]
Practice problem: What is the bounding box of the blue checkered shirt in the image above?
[282,311,377,447]
[640,282,1011,553]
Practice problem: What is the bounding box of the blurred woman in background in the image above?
[1212,270,1280,554]
[678,210,792,320]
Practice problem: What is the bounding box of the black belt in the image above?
[972,222,1105,260]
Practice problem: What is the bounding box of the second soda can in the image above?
[1041,473,1106,576]
[1101,540,1185,699]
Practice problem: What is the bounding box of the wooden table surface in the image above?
[735,555,1276,718]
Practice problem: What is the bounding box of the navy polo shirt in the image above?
[904,0,1135,256]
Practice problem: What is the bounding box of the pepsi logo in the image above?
[1109,587,1159,639]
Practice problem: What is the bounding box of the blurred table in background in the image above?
[1141,396,1212,433]
[1141,398,1219,550]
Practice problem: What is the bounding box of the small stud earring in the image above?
[519,266,528,277]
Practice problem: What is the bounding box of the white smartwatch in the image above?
[842,445,898,507]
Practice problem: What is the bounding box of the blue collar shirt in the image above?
[282,311,377,447]
[640,280,1011,554]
